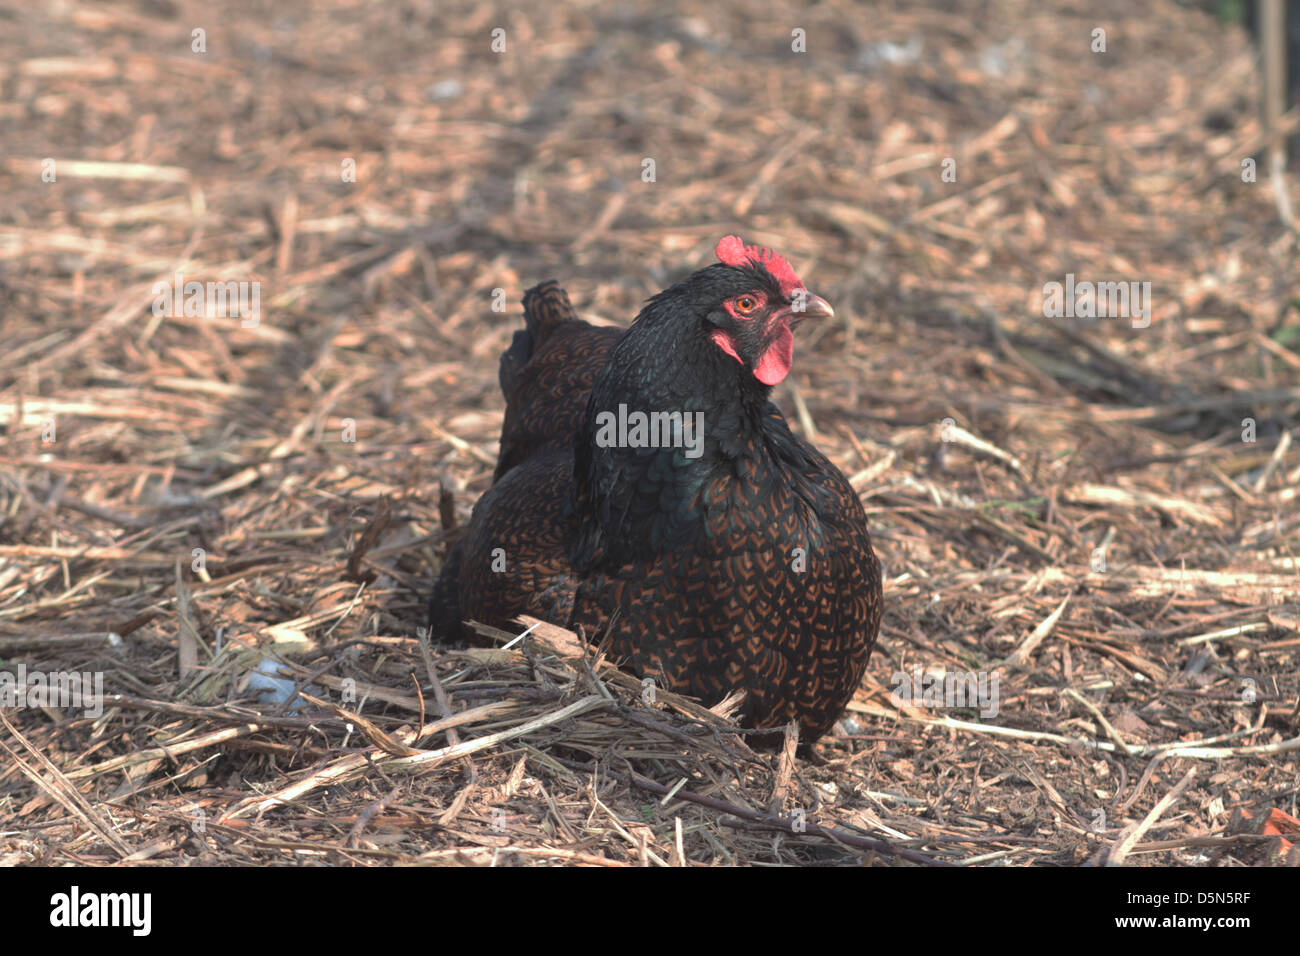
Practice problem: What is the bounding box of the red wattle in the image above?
[754,325,793,386]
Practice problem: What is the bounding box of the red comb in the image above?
[715,236,804,297]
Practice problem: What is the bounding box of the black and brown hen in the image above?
[429,237,882,745]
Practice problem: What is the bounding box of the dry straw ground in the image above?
[1,0,1298,866]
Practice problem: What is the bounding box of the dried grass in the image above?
[0,0,1298,866]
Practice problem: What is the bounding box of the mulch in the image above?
[0,0,1297,866]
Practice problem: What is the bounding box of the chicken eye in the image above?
[735,295,757,313]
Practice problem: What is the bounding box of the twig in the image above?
[1002,593,1070,669]
[1107,767,1197,866]
[0,711,132,858]
[556,757,954,866]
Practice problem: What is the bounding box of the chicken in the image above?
[429,237,882,745]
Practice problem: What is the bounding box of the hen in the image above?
[429,237,882,745]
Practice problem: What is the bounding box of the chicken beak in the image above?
[788,292,833,327]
